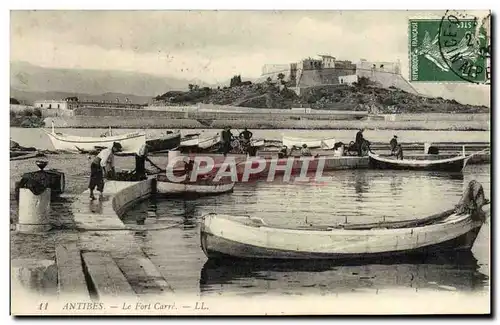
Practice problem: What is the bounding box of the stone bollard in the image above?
[17,188,52,233]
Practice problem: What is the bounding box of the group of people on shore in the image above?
[220,126,254,156]
[88,141,158,200]
[355,129,403,159]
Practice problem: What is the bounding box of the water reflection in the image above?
[353,170,370,197]
[199,251,488,296]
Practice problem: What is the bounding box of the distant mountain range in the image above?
[10,61,220,104]
[10,61,489,107]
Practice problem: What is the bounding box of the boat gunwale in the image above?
[282,135,336,143]
[368,151,467,165]
[203,212,477,236]
[146,130,181,141]
[42,129,146,144]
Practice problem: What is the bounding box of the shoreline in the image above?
[43,126,489,131]
[46,117,490,131]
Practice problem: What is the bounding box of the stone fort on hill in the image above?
[259,55,418,95]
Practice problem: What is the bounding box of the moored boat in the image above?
[180,133,201,147]
[200,181,488,260]
[198,134,221,149]
[179,134,221,152]
[42,125,145,153]
[282,135,336,149]
[368,151,470,172]
[146,131,181,153]
[156,174,235,196]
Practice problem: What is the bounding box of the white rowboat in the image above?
[200,210,484,260]
[282,136,336,149]
[199,135,221,149]
[180,134,221,149]
[42,126,146,153]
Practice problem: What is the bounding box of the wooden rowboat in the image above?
[368,151,470,172]
[199,135,221,149]
[282,135,336,149]
[42,126,145,153]
[146,131,181,153]
[180,134,221,150]
[156,174,235,196]
[180,133,201,147]
[201,181,489,260]
[201,209,486,260]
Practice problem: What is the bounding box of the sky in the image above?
[10,10,490,105]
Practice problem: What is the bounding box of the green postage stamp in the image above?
[409,11,490,83]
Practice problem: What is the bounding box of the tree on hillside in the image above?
[10,98,20,105]
[188,84,194,91]
[230,75,242,87]
[266,77,272,83]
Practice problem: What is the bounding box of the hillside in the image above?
[154,78,490,114]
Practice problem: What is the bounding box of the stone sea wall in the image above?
[47,115,490,131]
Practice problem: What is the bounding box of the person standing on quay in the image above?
[135,143,156,180]
[355,129,365,156]
[221,126,233,156]
[390,135,398,156]
[88,142,122,200]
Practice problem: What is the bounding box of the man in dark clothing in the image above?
[221,126,233,156]
[390,135,398,156]
[239,128,253,154]
[395,144,404,160]
[355,129,365,157]
[239,128,253,141]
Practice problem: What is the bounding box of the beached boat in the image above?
[179,134,221,150]
[156,174,235,196]
[146,131,181,153]
[368,151,470,172]
[282,136,336,149]
[199,134,221,149]
[200,191,488,260]
[42,126,145,153]
[180,133,201,147]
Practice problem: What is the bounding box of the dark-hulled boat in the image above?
[368,151,469,172]
[156,174,235,197]
[146,131,181,153]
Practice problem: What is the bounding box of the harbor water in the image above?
[122,165,490,296]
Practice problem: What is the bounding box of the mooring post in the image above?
[16,160,52,233]
[17,188,52,233]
